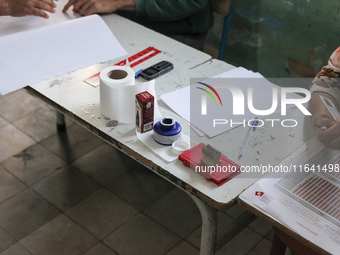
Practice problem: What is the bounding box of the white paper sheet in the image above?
[160,67,294,137]
[186,120,205,137]
[136,130,192,162]
[0,14,127,96]
[240,136,340,254]
[161,68,262,125]
[0,1,80,36]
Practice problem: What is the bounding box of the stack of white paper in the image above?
[240,136,340,255]
[160,67,293,137]
[0,5,127,96]
[0,1,80,36]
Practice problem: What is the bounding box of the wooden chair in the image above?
[270,227,321,255]
[209,0,233,60]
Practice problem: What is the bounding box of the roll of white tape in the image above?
[100,66,135,123]
[172,140,190,154]
[100,66,158,124]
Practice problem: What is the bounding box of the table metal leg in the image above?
[189,194,217,255]
[187,192,257,255]
[56,110,66,132]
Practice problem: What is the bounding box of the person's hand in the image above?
[63,0,116,16]
[8,0,56,18]
[313,114,340,149]
[62,0,135,16]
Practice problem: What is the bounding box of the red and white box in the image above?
[135,91,154,133]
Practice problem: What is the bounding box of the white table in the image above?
[26,13,315,255]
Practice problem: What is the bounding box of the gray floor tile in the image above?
[0,89,274,255]
[248,217,272,237]
[285,248,295,255]
[165,241,199,255]
[65,188,138,240]
[0,90,44,123]
[104,214,180,255]
[0,166,26,204]
[40,123,104,163]
[0,124,35,163]
[73,144,134,185]
[265,229,274,242]
[13,106,73,142]
[225,204,246,219]
[0,116,8,129]
[0,228,16,253]
[1,144,66,186]
[144,188,201,238]
[106,167,174,210]
[0,188,59,240]
[32,165,100,211]
[20,214,98,255]
[0,243,32,255]
[215,228,262,255]
[83,243,117,255]
[247,238,271,255]
[186,211,234,249]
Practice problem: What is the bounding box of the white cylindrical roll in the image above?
[100,66,161,124]
[100,66,135,123]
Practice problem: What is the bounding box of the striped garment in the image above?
[310,47,340,105]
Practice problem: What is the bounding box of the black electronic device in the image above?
[139,61,174,80]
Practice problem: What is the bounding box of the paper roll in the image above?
[100,66,161,124]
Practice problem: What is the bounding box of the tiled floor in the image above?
[0,89,275,255]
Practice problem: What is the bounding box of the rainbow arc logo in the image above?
[196,82,223,106]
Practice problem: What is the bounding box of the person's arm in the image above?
[309,47,340,149]
[0,0,10,15]
[63,0,208,19]
[310,95,340,149]
[63,0,135,16]
[309,92,337,134]
[0,0,56,18]
[134,0,209,20]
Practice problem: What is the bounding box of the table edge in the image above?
[238,197,330,255]
[26,86,236,211]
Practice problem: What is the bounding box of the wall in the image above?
[205,0,340,79]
